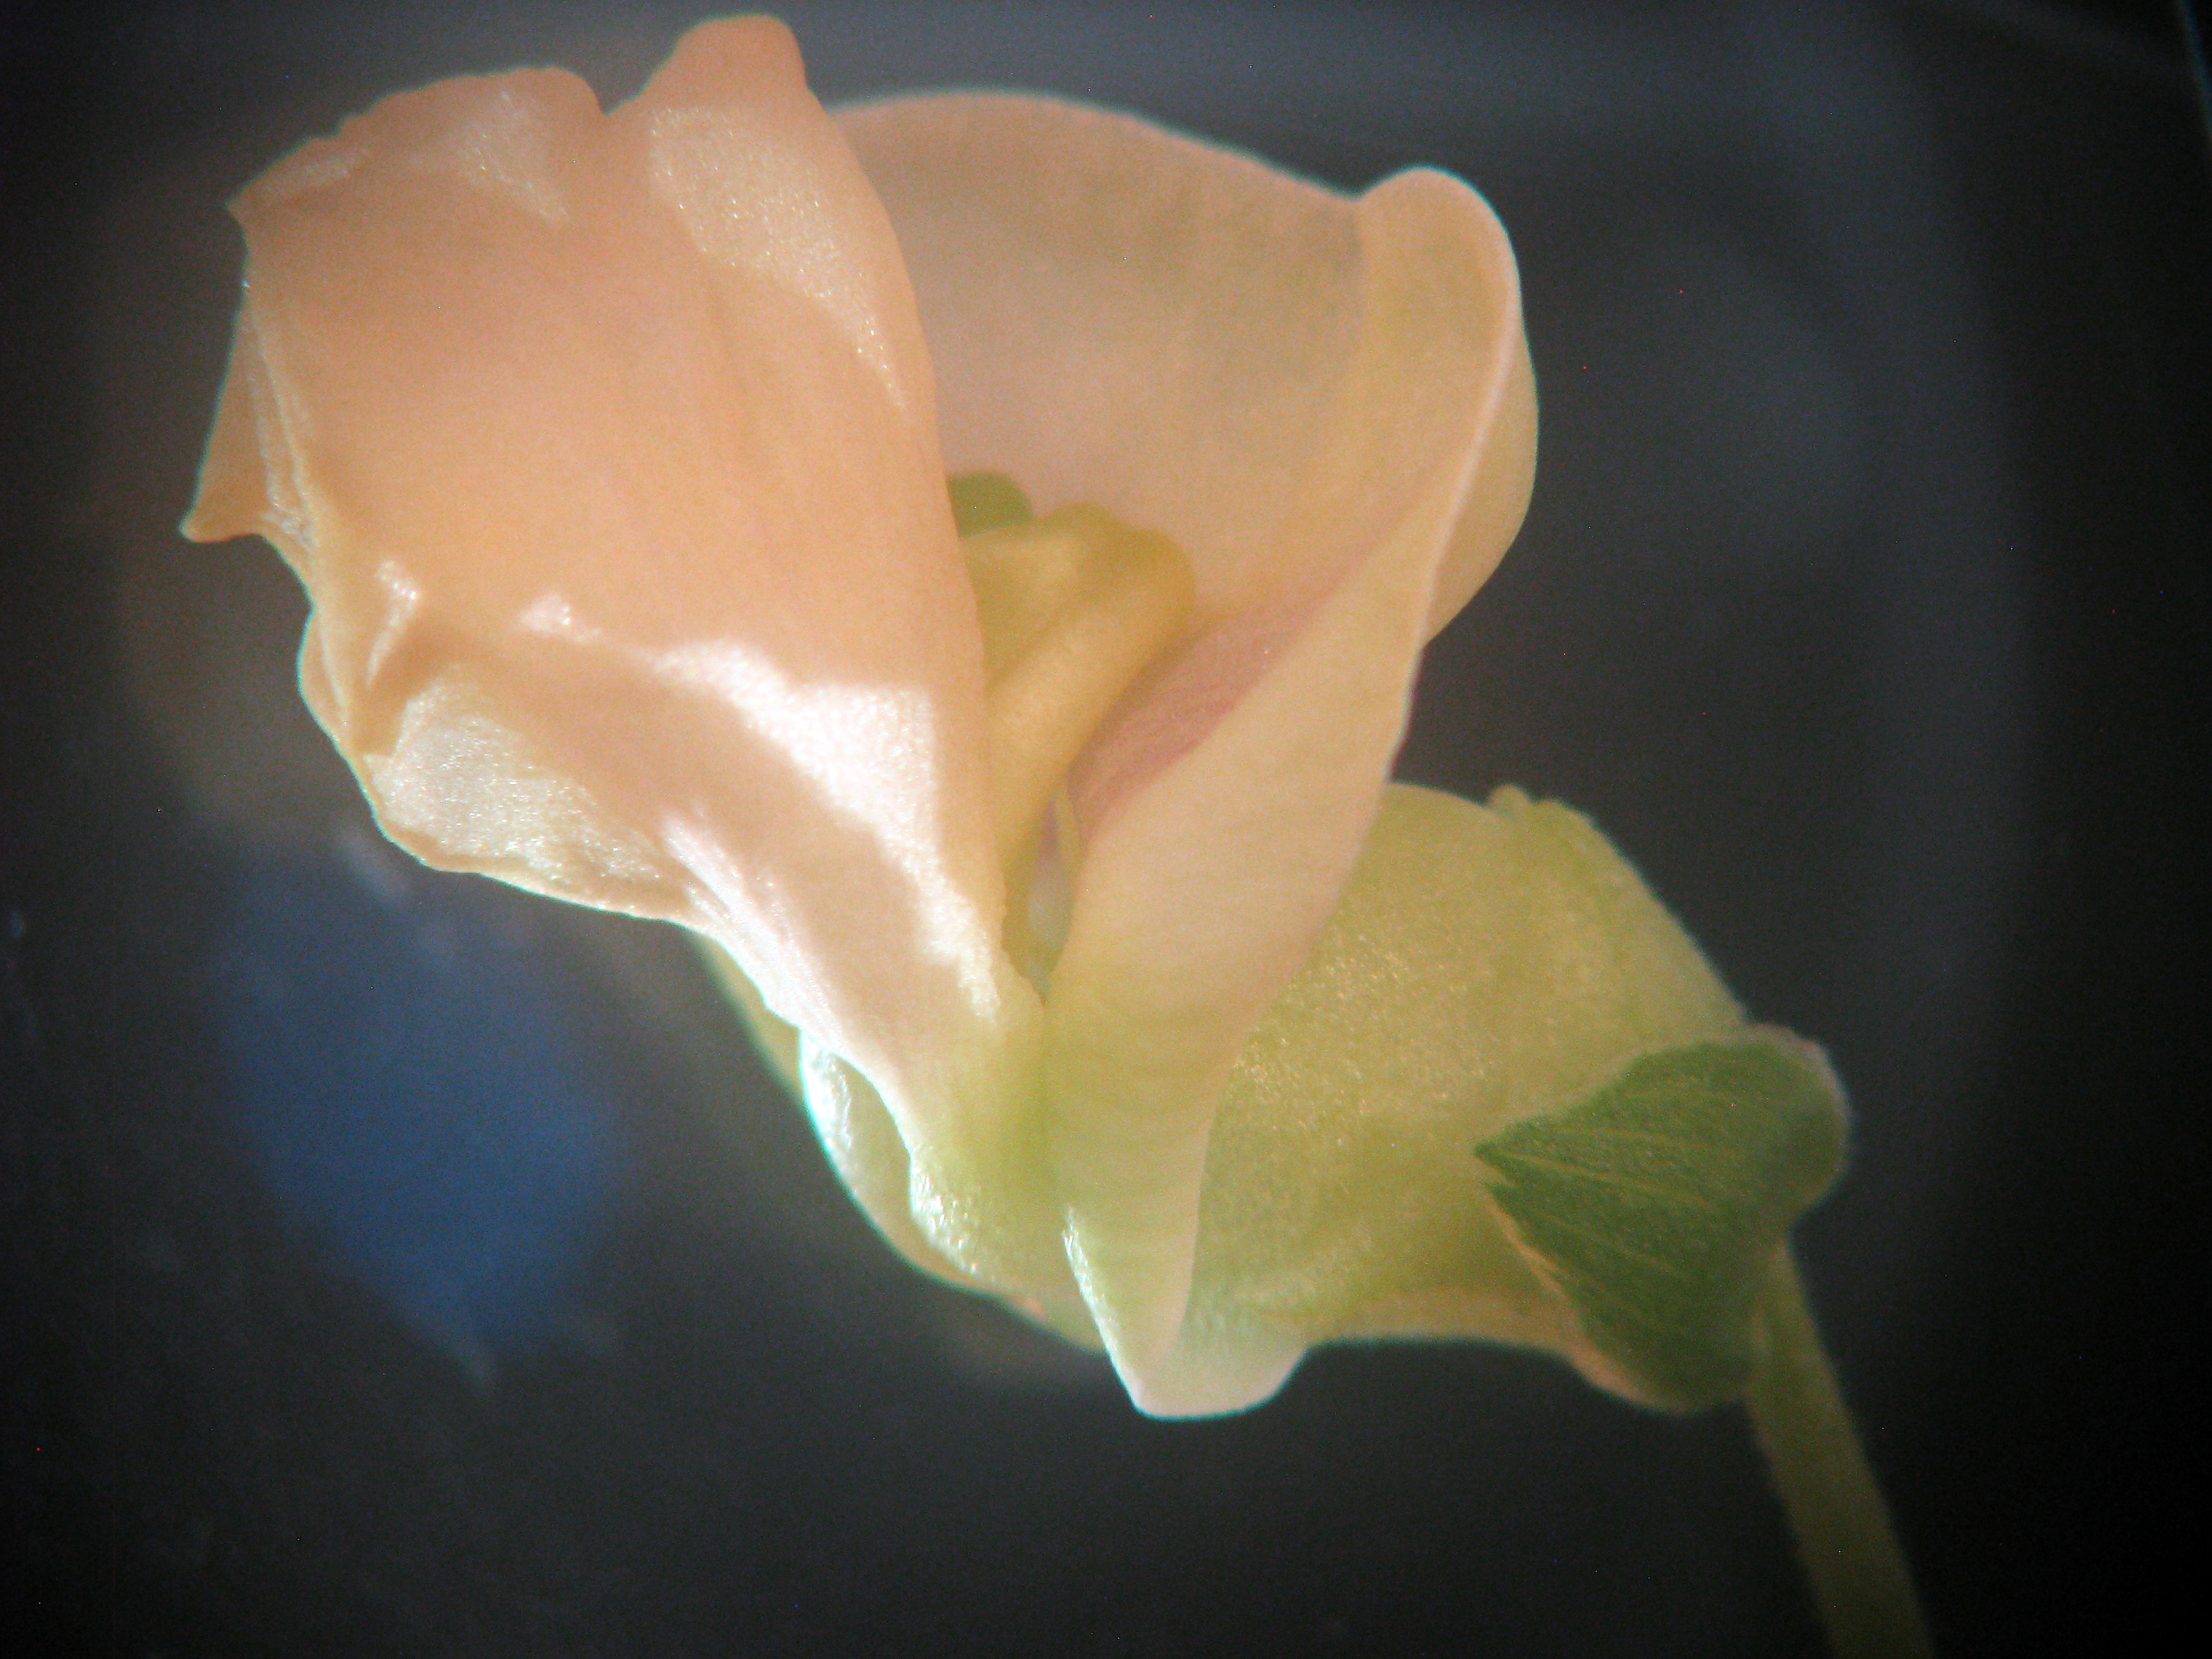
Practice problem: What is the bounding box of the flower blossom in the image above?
[186,16,1767,1415]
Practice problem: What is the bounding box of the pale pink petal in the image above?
[186,20,1050,1280]
[842,98,1535,1396]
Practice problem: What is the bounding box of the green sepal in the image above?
[1475,1038,1847,1411]
[949,470,1033,535]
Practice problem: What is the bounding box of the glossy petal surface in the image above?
[184,20,1048,1274]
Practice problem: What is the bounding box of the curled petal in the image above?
[843,98,1536,1399]
[186,20,1050,1273]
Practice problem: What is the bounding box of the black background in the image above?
[5,2,2207,1655]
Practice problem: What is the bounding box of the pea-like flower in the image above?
[187,16,1808,1416]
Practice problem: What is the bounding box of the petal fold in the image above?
[842,98,1536,1396]
[186,20,1048,1279]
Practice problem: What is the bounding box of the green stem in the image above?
[1746,1250,1933,1659]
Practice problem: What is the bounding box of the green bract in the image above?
[1478,1037,1846,1410]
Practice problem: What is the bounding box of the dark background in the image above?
[5,2,2207,1654]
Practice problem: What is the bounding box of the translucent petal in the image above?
[844,98,1536,1394]
[184,20,1050,1274]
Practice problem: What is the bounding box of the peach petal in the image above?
[186,20,1048,1275]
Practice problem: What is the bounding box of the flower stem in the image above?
[1746,1250,1934,1659]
